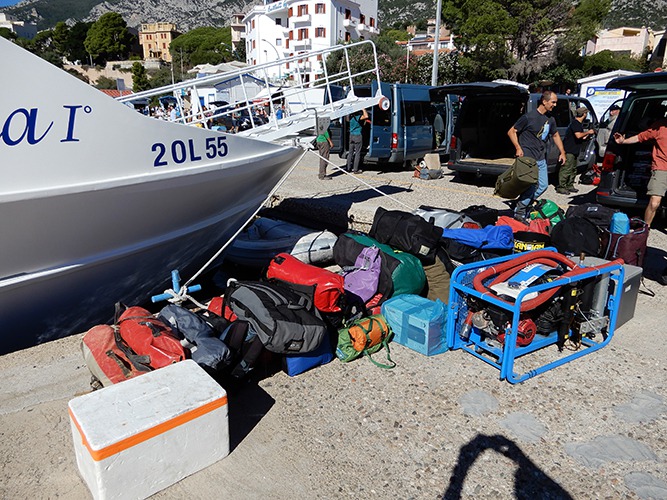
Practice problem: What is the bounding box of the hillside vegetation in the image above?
[2,0,664,32]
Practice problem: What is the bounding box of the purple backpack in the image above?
[342,246,382,302]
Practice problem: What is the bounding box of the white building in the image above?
[0,13,37,40]
[243,0,379,83]
[585,27,655,58]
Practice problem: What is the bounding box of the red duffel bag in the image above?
[116,305,187,368]
[266,253,345,313]
[81,324,152,388]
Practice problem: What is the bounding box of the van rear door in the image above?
[429,87,454,154]
[368,81,392,160]
[401,90,433,161]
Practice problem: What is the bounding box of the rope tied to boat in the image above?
[160,285,209,310]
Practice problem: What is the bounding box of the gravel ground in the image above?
[1,151,666,500]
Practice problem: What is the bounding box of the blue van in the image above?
[330,83,453,168]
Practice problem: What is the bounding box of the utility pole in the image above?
[431,0,442,86]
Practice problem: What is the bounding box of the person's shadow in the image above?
[443,434,573,500]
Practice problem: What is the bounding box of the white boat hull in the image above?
[0,38,302,354]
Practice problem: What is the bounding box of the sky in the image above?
[0,0,21,7]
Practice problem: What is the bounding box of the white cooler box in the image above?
[69,359,229,500]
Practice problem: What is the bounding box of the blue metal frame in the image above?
[446,248,624,384]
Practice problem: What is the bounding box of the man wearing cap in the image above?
[597,104,621,157]
[556,107,595,194]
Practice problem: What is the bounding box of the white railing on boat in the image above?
[117,40,386,143]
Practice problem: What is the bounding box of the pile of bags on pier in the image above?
[80,198,649,390]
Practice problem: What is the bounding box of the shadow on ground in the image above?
[226,381,276,452]
[265,185,412,233]
[442,434,574,500]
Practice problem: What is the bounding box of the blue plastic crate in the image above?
[381,295,447,356]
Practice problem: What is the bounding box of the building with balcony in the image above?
[0,13,37,40]
[243,0,378,83]
[138,22,181,63]
[231,14,246,53]
[585,27,655,58]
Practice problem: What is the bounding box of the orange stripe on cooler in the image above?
[70,395,228,461]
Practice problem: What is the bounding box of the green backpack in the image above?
[530,199,565,227]
[336,314,396,369]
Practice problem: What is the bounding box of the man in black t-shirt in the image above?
[508,91,566,221]
[557,107,595,194]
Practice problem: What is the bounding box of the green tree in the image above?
[0,27,18,40]
[67,22,93,64]
[442,0,612,81]
[51,22,69,56]
[170,27,234,72]
[131,62,150,91]
[234,41,246,63]
[84,12,133,64]
[95,75,117,89]
[380,29,411,43]
[583,50,643,74]
[147,65,180,88]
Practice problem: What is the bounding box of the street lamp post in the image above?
[431,0,443,86]
[261,38,282,81]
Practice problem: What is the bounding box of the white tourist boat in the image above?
[0,37,384,354]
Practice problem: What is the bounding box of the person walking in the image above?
[507,91,567,221]
[556,107,595,194]
[346,108,369,173]
[316,127,334,180]
[614,117,667,226]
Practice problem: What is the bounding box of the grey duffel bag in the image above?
[225,279,327,354]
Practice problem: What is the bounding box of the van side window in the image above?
[552,99,572,127]
[626,97,667,134]
[373,104,391,127]
[403,101,420,126]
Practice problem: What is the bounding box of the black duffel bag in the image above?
[565,203,618,229]
[368,206,443,265]
[224,280,327,354]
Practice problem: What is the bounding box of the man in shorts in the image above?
[614,118,667,226]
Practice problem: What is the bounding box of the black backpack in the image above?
[224,280,327,354]
[550,216,601,257]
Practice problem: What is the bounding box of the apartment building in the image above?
[231,14,246,53]
[585,26,655,58]
[243,0,379,83]
[138,23,181,63]
[0,13,37,40]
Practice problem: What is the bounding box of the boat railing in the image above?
[117,40,386,143]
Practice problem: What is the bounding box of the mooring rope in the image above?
[306,148,415,211]
[181,147,309,290]
[175,142,417,305]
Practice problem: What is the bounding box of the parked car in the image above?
[438,81,599,180]
[596,72,667,209]
[330,83,454,168]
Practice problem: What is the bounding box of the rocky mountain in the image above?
[1,0,665,33]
